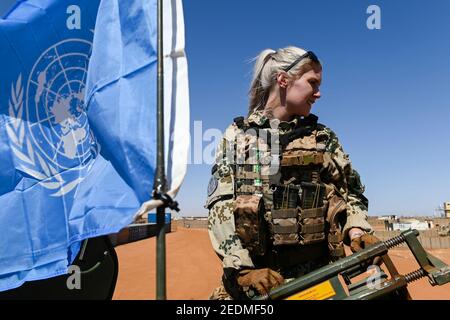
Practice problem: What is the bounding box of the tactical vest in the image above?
[231,114,346,262]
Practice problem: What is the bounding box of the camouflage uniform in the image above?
[206,111,373,299]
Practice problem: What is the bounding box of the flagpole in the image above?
[155,0,167,300]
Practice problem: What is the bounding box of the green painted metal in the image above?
[155,0,167,300]
[328,276,348,300]
[254,242,389,300]
[254,229,450,300]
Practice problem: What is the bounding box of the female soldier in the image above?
[206,46,378,300]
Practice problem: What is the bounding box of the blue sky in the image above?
[1,0,449,217]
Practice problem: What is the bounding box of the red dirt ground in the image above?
[112,227,450,300]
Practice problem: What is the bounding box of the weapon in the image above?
[254,229,450,300]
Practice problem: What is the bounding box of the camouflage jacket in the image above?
[205,110,373,270]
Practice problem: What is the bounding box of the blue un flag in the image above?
[0,0,190,291]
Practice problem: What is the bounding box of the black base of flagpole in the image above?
[153,191,179,300]
[156,205,166,300]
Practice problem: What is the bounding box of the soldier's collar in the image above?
[246,110,318,130]
[247,110,271,127]
[274,114,319,132]
[299,113,318,128]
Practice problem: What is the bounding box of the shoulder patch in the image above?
[207,176,219,196]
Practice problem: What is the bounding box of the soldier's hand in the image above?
[350,233,381,252]
[237,268,284,295]
[350,232,382,266]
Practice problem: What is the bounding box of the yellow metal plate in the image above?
[286,280,336,300]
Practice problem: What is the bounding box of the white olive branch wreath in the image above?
[6,74,83,196]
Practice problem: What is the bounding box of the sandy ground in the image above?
[112,227,450,300]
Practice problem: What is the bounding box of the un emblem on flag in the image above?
[6,39,99,196]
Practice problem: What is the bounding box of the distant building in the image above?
[372,215,398,231]
[392,219,430,231]
[377,215,397,221]
[444,202,450,218]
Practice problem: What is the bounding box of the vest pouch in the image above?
[271,185,300,246]
[272,187,298,209]
[233,194,267,256]
[300,182,325,209]
[272,210,299,245]
[299,200,327,245]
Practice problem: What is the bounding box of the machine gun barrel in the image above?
[255,229,420,300]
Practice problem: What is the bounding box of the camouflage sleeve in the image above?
[205,125,254,270]
[325,129,373,245]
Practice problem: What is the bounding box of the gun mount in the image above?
[254,229,450,300]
